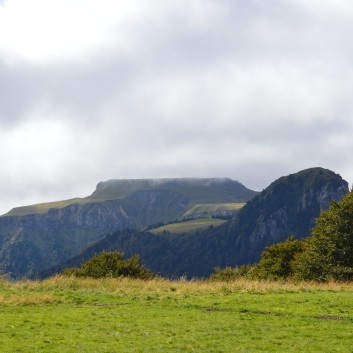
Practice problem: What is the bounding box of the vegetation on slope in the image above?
[0,178,257,279]
[89,178,257,206]
[1,168,348,280]
[3,178,257,217]
[41,168,348,280]
[181,202,245,219]
[150,218,227,234]
[2,198,90,217]
[294,189,353,281]
[214,190,353,282]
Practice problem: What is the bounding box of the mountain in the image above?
[0,178,257,279]
[41,168,349,279]
[224,167,349,263]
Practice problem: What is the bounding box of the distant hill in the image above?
[3,178,254,218]
[40,167,349,279]
[0,178,257,279]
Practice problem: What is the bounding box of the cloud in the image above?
[0,0,353,214]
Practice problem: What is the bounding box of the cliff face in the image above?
[0,192,186,278]
[0,178,257,279]
[231,167,349,263]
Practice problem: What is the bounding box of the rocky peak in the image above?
[236,167,349,247]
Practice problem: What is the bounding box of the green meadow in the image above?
[150,218,227,234]
[0,277,352,352]
[182,203,245,218]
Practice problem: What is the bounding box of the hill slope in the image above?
[4,178,254,217]
[42,167,349,279]
[0,178,257,279]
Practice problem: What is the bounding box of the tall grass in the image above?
[3,276,352,300]
[1,276,352,352]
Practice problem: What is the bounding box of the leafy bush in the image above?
[251,236,307,280]
[63,251,155,279]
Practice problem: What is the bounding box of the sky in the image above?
[0,0,353,215]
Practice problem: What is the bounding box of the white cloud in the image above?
[0,0,145,63]
[0,0,353,214]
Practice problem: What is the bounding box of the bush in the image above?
[252,236,306,280]
[63,251,155,280]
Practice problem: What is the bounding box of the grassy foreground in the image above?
[0,277,353,352]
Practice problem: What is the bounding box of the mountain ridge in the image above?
[0,177,258,278]
[3,177,255,218]
[39,167,349,279]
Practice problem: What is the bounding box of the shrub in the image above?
[252,236,306,280]
[63,251,155,280]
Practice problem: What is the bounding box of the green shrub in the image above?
[252,236,306,280]
[63,252,155,279]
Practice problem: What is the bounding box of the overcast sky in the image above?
[0,0,352,215]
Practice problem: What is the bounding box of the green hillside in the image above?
[150,218,227,234]
[89,178,254,205]
[182,202,245,218]
[0,177,258,279]
[3,198,90,217]
[42,168,349,280]
[2,178,256,218]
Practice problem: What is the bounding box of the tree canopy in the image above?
[294,191,353,281]
[252,236,306,280]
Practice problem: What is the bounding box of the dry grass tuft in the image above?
[0,275,351,306]
[0,293,59,305]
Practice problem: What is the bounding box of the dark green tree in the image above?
[294,191,353,281]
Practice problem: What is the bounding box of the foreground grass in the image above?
[0,277,353,352]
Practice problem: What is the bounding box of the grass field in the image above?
[0,277,352,352]
[2,198,91,217]
[182,203,245,218]
[150,218,227,234]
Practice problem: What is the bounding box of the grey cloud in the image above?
[0,0,353,214]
